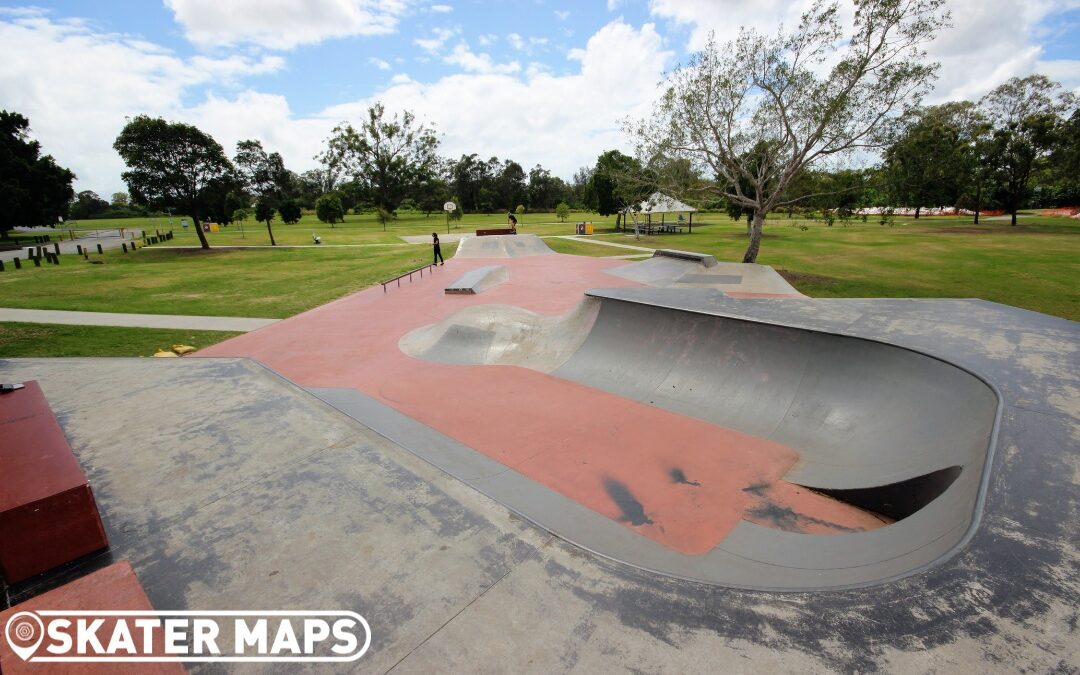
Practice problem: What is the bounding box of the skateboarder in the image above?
[507,212,518,232]
[432,232,444,265]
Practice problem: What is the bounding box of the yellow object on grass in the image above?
[153,349,179,358]
[171,344,197,355]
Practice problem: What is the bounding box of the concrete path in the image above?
[1,229,143,264]
[400,233,471,245]
[0,307,277,332]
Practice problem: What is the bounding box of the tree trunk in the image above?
[1010,210,1017,226]
[265,220,276,246]
[745,212,752,238]
[914,206,921,220]
[193,213,210,250]
[743,210,764,263]
[973,182,982,225]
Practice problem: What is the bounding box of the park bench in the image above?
[0,381,108,584]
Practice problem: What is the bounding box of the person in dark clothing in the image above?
[432,232,444,265]
[508,212,518,231]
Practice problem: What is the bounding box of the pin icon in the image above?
[5,611,44,661]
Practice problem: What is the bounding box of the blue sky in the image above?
[2,0,1078,195]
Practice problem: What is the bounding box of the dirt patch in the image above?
[777,269,838,285]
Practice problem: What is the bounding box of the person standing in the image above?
[507,212,518,232]
[432,232,444,265]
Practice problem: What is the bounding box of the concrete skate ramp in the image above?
[455,234,555,258]
[445,265,509,294]
[400,299,599,371]
[549,292,998,582]
[608,257,806,296]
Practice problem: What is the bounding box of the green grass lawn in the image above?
[0,322,241,357]
[582,213,1080,320]
[5,210,1079,322]
[0,244,430,318]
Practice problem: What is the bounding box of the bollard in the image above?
[122,243,128,253]
[53,252,60,265]
[27,247,34,258]
[0,260,4,272]
[53,242,60,255]
[76,244,83,255]
[14,257,21,269]
[83,250,89,260]
[97,243,103,255]
[33,256,41,267]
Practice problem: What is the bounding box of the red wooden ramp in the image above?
[0,381,108,584]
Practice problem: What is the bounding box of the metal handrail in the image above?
[381,263,439,292]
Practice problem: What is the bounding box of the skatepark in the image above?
[1,234,1077,671]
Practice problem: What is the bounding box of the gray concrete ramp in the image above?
[608,257,805,296]
[444,265,509,294]
[454,234,555,258]
[400,300,599,371]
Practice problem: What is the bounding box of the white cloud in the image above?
[164,0,412,49]
[414,26,455,53]
[321,21,674,178]
[0,11,670,196]
[369,57,392,70]
[0,11,285,194]
[646,0,1080,103]
[443,41,521,74]
[554,10,570,20]
[430,3,453,12]
[477,33,497,46]
[507,32,525,50]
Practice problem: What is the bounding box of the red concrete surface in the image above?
[0,381,108,583]
[200,252,886,554]
[0,561,184,674]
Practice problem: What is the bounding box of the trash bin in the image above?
[575,222,585,235]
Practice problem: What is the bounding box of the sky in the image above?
[2,0,1080,197]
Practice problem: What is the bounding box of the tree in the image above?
[316,193,345,227]
[0,110,75,237]
[114,115,233,249]
[496,160,527,211]
[375,207,396,230]
[555,201,570,222]
[981,75,1072,226]
[322,103,439,212]
[883,103,979,217]
[69,190,109,220]
[254,196,277,246]
[234,139,292,201]
[416,176,451,216]
[111,191,129,207]
[590,150,653,230]
[630,0,949,262]
[278,200,302,224]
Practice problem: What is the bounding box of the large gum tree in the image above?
[630,0,949,263]
[114,115,233,250]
